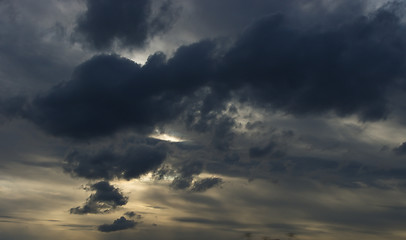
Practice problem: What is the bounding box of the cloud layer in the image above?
[18,4,406,144]
[2,1,406,239]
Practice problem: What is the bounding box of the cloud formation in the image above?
[26,40,216,140]
[170,161,203,190]
[70,181,128,214]
[64,143,167,180]
[190,177,223,192]
[2,1,406,239]
[220,9,406,121]
[73,0,178,50]
[98,216,136,232]
[17,3,406,145]
[13,5,406,199]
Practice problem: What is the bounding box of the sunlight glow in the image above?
[149,133,186,142]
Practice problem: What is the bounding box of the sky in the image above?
[1,0,406,239]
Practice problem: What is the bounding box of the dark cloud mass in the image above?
[26,40,217,140]
[70,181,128,214]
[20,4,406,143]
[3,1,406,239]
[64,143,167,180]
[74,0,177,50]
[98,216,136,232]
[220,9,406,120]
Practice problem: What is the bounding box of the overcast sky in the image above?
[1,0,406,239]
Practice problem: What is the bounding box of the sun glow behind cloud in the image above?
[149,132,187,143]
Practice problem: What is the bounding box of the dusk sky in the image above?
[2,0,406,239]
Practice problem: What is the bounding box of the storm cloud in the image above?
[18,3,406,144]
[2,1,406,240]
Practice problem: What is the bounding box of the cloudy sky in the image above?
[1,0,406,239]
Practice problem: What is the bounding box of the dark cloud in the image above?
[25,40,216,140]
[98,216,136,232]
[3,1,406,239]
[27,54,153,139]
[190,177,223,192]
[170,176,193,190]
[64,143,167,180]
[18,3,406,144]
[166,162,223,192]
[3,0,406,199]
[393,142,406,155]
[220,8,406,121]
[73,0,178,50]
[70,181,128,214]
[170,161,203,190]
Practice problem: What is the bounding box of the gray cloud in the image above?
[2,1,406,240]
[64,142,167,180]
[169,161,203,190]
[10,2,405,145]
[170,176,193,190]
[70,181,128,214]
[73,0,178,50]
[98,216,136,232]
[190,177,223,192]
[0,0,86,98]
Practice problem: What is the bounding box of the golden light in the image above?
[149,132,187,143]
